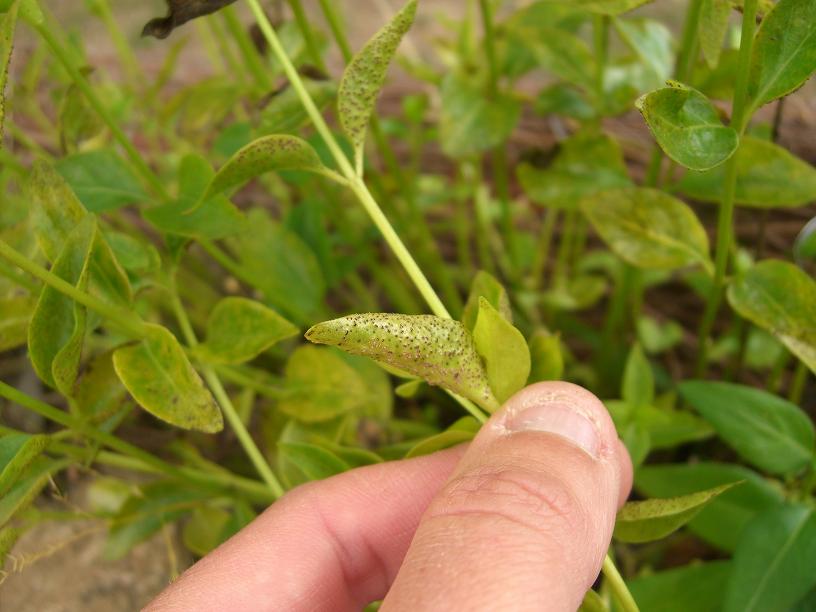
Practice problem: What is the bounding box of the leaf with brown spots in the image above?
[0,1,19,147]
[142,0,237,39]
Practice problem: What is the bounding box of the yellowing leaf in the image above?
[472,298,530,403]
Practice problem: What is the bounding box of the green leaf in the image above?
[201,135,330,204]
[517,131,631,209]
[746,0,816,113]
[74,351,128,419]
[698,0,731,68]
[539,0,654,14]
[278,441,350,483]
[636,462,785,552]
[195,297,298,365]
[518,26,595,91]
[55,149,149,213]
[338,0,417,160]
[258,78,337,136]
[582,187,712,272]
[112,324,223,433]
[28,216,94,394]
[622,344,653,410]
[0,433,49,496]
[439,73,521,159]
[144,154,245,241]
[637,82,738,171]
[0,0,18,145]
[614,482,738,543]
[579,589,607,612]
[630,561,732,612]
[528,329,564,382]
[406,417,480,458]
[728,259,816,376]
[542,274,607,311]
[0,457,64,527]
[279,346,392,423]
[182,505,232,556]
[614,18,673,83]
[681,380,815,475]
[28,162,88,262]
[461,270,512,331]
[724,505,816,612]
[142,0,236,39]
[306,313,500,412]
[0,526,20,571]
[0,295,34,352]
[678,136,816,208]
[473,298,530,403]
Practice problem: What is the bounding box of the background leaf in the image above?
[630,561,732,612]
[0,433,49,497]
[55,149,148,213]
[0,0,18,144]
[461,270,512,332]
[698,0,731,68]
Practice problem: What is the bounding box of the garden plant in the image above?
[0,0,815,609]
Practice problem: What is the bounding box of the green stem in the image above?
[35,23,168,201]
[531,207,558,291]
[789,361,808,405]
[317,0,352,59]
[222,5,273,90]
[695,0,758,376]
[0,381,272,502]
[288,0,326,70]
[168,276,286,498]
[603,554,640,612]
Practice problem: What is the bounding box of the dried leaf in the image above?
[143,0,237,39]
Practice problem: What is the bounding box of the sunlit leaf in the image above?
[637,82,738,170]
[142,0,237,39]
[113,324,223,433]
[614,482,737,543]
[473,298,530,403]
[306,313,500,412]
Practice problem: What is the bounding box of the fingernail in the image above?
[504,401,601,459]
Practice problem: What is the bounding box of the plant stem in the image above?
[0,381,272,502]
[34,23,168,201]
[531,207,558,291]
[317,0,352,59]
[288,0,326,70]
[168,276,286,498]
[695,0,758,376]
[603,554,640,612]
[222,5,273,90]
[789,361,808,405]
[90,0,145,87]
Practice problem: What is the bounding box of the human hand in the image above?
[146,381,632,611]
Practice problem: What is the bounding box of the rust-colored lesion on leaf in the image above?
[142,0,238,39]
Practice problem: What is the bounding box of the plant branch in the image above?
[603,554,640,612]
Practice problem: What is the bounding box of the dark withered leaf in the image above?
[142,0,237,39]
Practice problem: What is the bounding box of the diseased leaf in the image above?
[113,324,223,433]
[614,482,737,543]
[28,162,88,262]
[142,0,237,39]
[74,351,128,419]
[338,0,417,160]
[681,380,816,475]
[746,0,816,112]
[201,135,330,204]
[637,82,738,171]
[473,298,530,403]
[518,131,631,209]
[195,297,298,365]
[699,0,732,68]
[461,270,512,331]
[582,187,712,272]
[28,216,94,394]
[728,260,816,375]
[306,313,500,412]
[724,505,816,612]
[0,0,19,145]
[678,136,816,208]
[55,149,148,213]
[0,433,49,497]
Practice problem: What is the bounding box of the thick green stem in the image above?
[603,554,640,612]
[695,0,758,376]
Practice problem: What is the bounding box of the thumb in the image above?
[382,381,633,612]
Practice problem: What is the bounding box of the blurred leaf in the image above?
[0,458,64,527]
[142,0,236,39]
[461,270,512,331]
[518,132,631,209]
[636,462,785,552]
[746,0,816,112]
[535,83,595,120]
[338,0,416,158]
[614,482,737,543]
[622,344,653,410]
[728,259,816,375]
[681,380,815,475]
[518,25,595,90]
[724,505,816,612]
[0,0,19,145]
[678,136,816,208]
[542,275,607,311]
[182,505,231,556]
[201,135,331,204]
[144,154,245,241]
[104,231,161,289]
[74,351,128,419]
[0,433,49,497]
[58,80,105,153]
[258,79,337,136]
[406,429,475,458]
[113,324,223,433]
[614,18,673,83]
[794,216,816,269]
[28,216,94,394]
[528,329,564,382]
[0,526,20,571]
[439,73,520,158]
[579,589,606,612]
[698,0,731,68]
[637,82,738,170]
[56,149,148,212]
[306,313,500,412]
[195,297,298,365]
[630,561,732,612]
[86,476,131,515]
[582,187,712,272]
[473,298,530,403]
[636,316,683,354]
[278,441,350,484]
[28,162,88,262]
[0,295,34,352]
[279,346,392,423]
[539,0,653,14]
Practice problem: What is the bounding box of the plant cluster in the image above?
[0,0,815,609]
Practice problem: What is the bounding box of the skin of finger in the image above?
[145,445,466,612]
[381,382,632,612]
